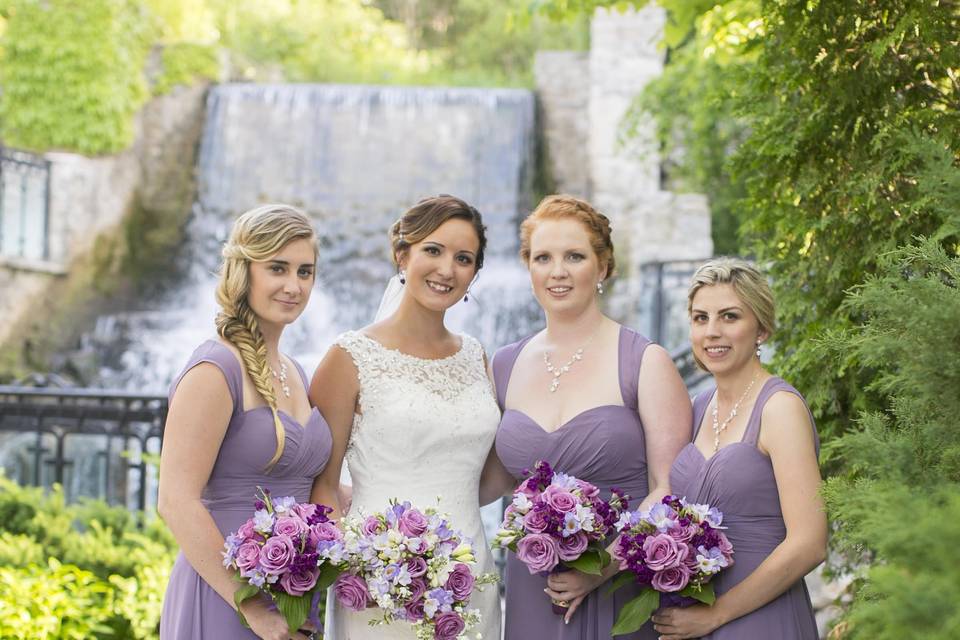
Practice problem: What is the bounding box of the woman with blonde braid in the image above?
[159,204,332,640]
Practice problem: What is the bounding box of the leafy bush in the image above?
[0,0,155,154]
[0,475,175,639]
[153,42,220,95]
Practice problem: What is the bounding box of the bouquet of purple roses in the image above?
[222,487,344,632]
[326,499,497,640]
[492,460,628,580]
[608,495,734,634]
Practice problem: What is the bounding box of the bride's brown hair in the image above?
[389,195,487,270]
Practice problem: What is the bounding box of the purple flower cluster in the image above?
[493,460,629,574]
[330,500,496,640]
[222,488,340,597]
[613,495,734,594]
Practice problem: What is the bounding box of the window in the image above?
[0,149,51,262]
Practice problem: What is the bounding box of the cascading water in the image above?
[3,83,544,512]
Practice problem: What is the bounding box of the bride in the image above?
[309,195,501,639]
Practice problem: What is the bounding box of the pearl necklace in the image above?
[270,361,290,398]
[711,373,759,452]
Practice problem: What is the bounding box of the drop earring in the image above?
[596,281,604,295]
[399,269,406,285]
[463,291,470,303]
[756,340,762,358]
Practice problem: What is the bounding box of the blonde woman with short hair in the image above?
[158,204,331,640]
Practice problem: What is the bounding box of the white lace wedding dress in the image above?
[326,330,502,640]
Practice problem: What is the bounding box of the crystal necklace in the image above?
[543,330,598,393]
[711,372,759,452]
[271,360,290,398]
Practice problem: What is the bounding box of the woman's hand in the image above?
[240,597,311,640]
[650,604,723,640]
[543,569,606,624]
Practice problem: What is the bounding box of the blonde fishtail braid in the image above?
[216,300,287,470]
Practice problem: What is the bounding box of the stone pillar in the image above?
[533,51,590,198]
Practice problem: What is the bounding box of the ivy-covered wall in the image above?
[0,0,155,155]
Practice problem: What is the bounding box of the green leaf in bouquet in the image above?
[564,549,604,575]
[611,587,659,636]
[233,581,260,627]
[605,571,635,597]
[316,562,343,591]
[274,590,311,634]
[679,581,716,605]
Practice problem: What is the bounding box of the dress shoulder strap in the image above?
[491,334,535,411]
[691,388,715,440]
[169,340,244,414]
[617,326,652,410]
[288,356,310,392]
[743,377,819,455]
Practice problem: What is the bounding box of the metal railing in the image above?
[0,385,166,510]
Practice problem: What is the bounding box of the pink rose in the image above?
[279,566,319,596]
[292,503,318,522]
[717,531,734,560]
[642,533,688,571]
[445,563,475,601]
[362,515,384,536]
[516,533,560,573]
[433,611,466,640]
[274,515,308,539]
[557,531,589,561]
[237,519,259,541]
[258,535,296,574]
[575,479,600,499]
[668,520,699,543]
[334,574,371,611]
[398,509,429,537]
[235,540,261,574]
[651,564,692,592]
[542,486,578,513]
[522,508,550,533]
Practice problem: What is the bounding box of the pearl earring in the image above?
[756,340,762,358]
[399,269,406,285]
[596,281,604,295]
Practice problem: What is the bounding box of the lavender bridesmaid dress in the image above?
[160,340,333,639]
[492,325,658,640]
[669,377,819,639]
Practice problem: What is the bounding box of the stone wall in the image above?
[534,5,713,324]
[0,82,208,357]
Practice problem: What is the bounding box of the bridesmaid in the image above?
[158,205,332,640]
[482,194,692,639]
[652,258,826,639]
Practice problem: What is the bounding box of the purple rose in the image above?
[517,477,540,498]
[575,479,600,499]
[274,515,308,539]
[642,533,688,571]
[516,533,560,573]
[292,502,317,522]
[522,508,550,534]
[557,531,589,561]
[717,531,734,560]
[406,556,428,578]
[362,515,384,536]
[668,520,699,543]
[259,535,297,574]
[398,509,429,537]
[279,566,320,596]
[542,486,578,513]
[445,563,475,601]
[404,597,425,621]
[308,521,342,548]
[408,577,428,601]
[651,564,692,592]
[334,574,371,611]
[235,540,261,573]
[433,611,466,640]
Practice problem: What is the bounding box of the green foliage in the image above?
[0,475,176,639]
[153,42,220,95]
[0,0,155,154]
[819,240,960,638]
